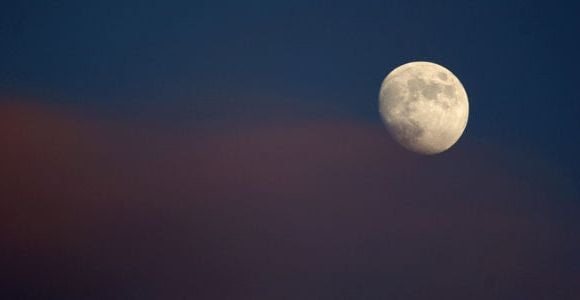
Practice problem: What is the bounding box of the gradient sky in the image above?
[1,1,579,299]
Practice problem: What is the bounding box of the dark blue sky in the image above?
[1,1,579,299]
[2,1,579,179]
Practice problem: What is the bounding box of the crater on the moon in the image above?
[393,118,424,146]
[408,78,442,101]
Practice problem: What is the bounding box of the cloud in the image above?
[0,100,578,299]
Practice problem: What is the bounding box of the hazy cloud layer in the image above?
[1,101,578,299]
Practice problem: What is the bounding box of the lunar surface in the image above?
[379,61,469,154]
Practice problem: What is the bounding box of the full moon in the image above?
[379,61,469,154]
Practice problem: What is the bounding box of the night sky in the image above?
[1,1,579,299]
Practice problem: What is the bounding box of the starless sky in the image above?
[1,1,579,299]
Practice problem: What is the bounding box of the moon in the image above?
[379,61,469,155]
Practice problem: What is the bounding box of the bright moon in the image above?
[379,61,469,155]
